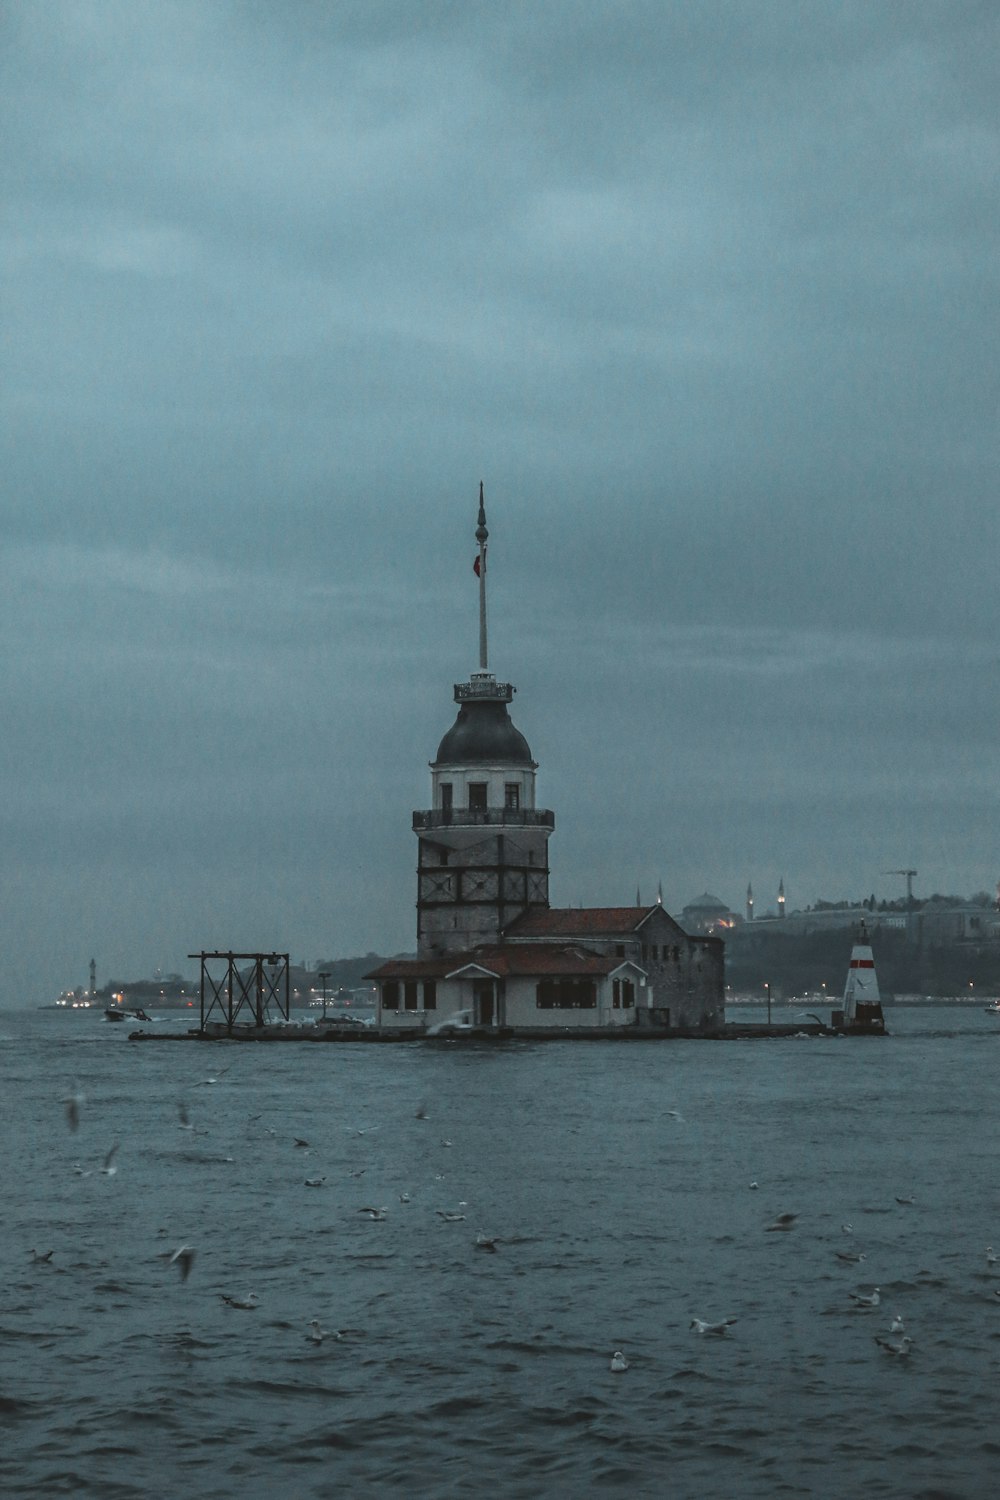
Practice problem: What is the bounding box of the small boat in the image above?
[984,1000,1000,1014]
[830,922,887,1035]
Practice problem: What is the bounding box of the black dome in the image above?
[434,700,533,765]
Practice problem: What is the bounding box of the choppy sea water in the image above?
[2,1005,998,1499]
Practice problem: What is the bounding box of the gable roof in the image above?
[366,943,645,982]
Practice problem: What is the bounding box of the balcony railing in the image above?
[454,678,514,701]
[413,808,555,831]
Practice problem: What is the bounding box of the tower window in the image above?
[382,982,399,1011]
[440,783,453,812]
[404,981,419,1011]
[504,783,520,810]
[422,980,437,1011]
[468,783,487,810]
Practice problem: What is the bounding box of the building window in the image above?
[440,783,453,811]
[423,980,437,1011]
[504,782,520,810]
[536,978,597,1010]
[404,981,419,1011]
[383,981,400,1010]
[468,782,487,810]
[613,979,635,1009]
[614,944,625,958]
[651,944,659,960]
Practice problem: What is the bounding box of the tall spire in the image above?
[476,481,488,672]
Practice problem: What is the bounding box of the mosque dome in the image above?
[434,699,534,766]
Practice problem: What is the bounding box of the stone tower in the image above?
[412,485,554,956]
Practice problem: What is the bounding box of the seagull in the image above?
[895,1195,915,1206]
[436,1210,466,1222]
[841,1223,854,1235]
[293,1138,310,1149]
[168,1246,196,1281]
[100,1143,120,1177]
[440,1139,453,1148]
[29,1249,54,1263]
[875,1333,912,1357]
[849,1287,881,1309]
[610,1350,629,1372]
[836,1250,867,1264]
[221,1292,258,1309]
[415,1103,429,1120]
[398,1192,411,1204]
[765,1213,798,1232]
[748,1180,759,1191]
[690,1317,738,1337]
[666,1108,684,1122]
[196,1064,232,1086]
[475,1233,499,1253]
[306,1319,341,1344]
[987,1246,997,1265]
[63,1084,85,1132]
[889,1313,905,1334]
[359,1207,388,1221]
[304,1177,326,1188]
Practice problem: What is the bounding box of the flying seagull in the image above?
[195,1063,233,1087]
[168,1246,196,1281]
[63,1084,85,1133]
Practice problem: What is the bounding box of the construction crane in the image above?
[884,869,918,907]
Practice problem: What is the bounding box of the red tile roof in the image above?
[504,905,663,938]
[366,943,639,981]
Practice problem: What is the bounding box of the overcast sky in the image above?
[3,0,998,1002]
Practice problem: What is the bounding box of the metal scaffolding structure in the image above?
[189,952,290,1032]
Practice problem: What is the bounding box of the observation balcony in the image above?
[413,808,555,832]
[454,674,514,703]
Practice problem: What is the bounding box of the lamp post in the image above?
[764,980,771,1026]
[318,970,330,1021]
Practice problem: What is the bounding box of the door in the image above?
[473,979,495,1027]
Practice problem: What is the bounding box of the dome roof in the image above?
[684,893,730,912]
[434,700,533,765]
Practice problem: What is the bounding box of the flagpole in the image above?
[476,481,488,672]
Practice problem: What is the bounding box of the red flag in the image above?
[473,554,481,577]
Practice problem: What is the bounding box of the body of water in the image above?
[2,1005,998,1497]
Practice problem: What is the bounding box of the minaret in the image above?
[746,882,754,922]
[777,877,786,919]
[413,486,554,956]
